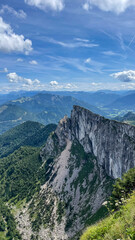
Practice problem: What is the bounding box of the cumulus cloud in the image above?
[24,0,64,11]
[7,72,40,86]
[50,80,77,90]
[110,70,135,82]
[0,17,32,54]
[65,83,72,89]
[64,83,77,89]
[83,0,135,14]
[50,81,58,86]
[29,60,38,65]
[0,5,26,18]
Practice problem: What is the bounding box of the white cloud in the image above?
[65,83,72,89]
[102,51,119,56]
[33,79,40,84]
[74,38,89,43]
[84,57,104,72]
[4,68,8,73]
[85,58,92,63]
[91,82,101,86]
[17,58,23,62]
[24,0,64,11]
[46,37,98,48]
[64,83,77,89]
[29,60,38,65]
[0,67,8,73]
[50,80,77,90]
[0,5,26,18]
[7,72,40,85]
[83,0,135,14]
[83,3,90,11]
[0,17,32,54]
[50,81,58,86]
[102,51,124,58]
[110,70,135,82]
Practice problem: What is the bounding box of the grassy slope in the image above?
[80,167,135,240]
[80,191,135,240]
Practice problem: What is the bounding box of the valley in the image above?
[0,103,135,239]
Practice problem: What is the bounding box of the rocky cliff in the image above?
[15,105,135,240]
[62,105,135,179]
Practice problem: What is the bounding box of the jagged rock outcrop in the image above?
[16,105,135,240]
[54,105,135,179]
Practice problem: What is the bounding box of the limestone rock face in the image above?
[58,105,135,179]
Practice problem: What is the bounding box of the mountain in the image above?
[47,91,120,107]
[115,111,135,121]
[0,93,105,134]
[10,93,105,115]
[0,104,38,134]
[0,121,56,158]
[0,105,135,239]
[114,111,135,125]
[106,92,135,111]
[0,91,39,106]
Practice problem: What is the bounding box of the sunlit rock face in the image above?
[64,105,135,179]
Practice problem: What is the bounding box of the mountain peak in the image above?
[54,106,135,179]
[8,106,135,240]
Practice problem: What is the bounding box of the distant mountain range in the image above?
[0,90,39,106]
[0,90,126,108]
[106,93,135,111]
[0,93,106,134]
[46,91,120,107]
[1,90,135,134]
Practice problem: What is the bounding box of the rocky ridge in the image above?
[15,105,135,240]
[69,106,135,179]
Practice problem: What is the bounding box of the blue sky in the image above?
[1,0,135,92]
